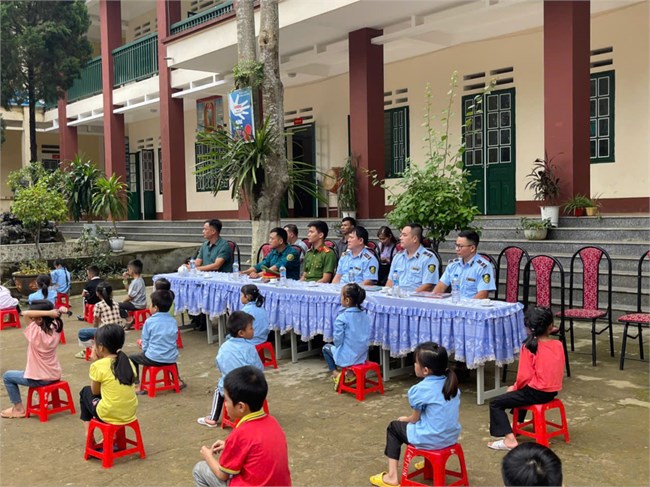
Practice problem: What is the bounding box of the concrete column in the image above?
[57,96,78,163]
[100,0,126,181]
[544,0,591,198]
[348,28,385,218]
[157,0,187,220]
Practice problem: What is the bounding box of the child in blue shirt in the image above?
[50,259,71,296]
[370,342,461,487]
[28,275,56,305]
[240,284,269,345]
[196,311,263,428]
[129,290,186,393]
[322,283,370,389]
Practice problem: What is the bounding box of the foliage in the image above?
[337,156,357,212]
[7,161,65,195]
[65,154,102,222]
[233,60,264,89]
[11,179,68,259]
[563,194,593,214]
[369,75,483,251]
[524,155,561,204]
[17,259,50,275]
[70,227,122,280]
[1,1,92,162]
[518,217,553,230]
[92,174,128,237]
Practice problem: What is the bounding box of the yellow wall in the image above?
[0,131,23,211]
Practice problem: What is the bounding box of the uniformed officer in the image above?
[243,227,300,280]
[386,223,439,292]
[301,220,337,283]
[434,230,496,299]
[332,226,379,285]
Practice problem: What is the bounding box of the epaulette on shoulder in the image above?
[422,249,434,257]
[363,251,372,260]
[477,258,487,268]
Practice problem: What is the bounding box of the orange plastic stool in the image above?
[84,419,146,468]
[55,293,70,308]
[129,309,152,330]
[255,342,277,369]
[0,308,21,330]
[337,360,384,401]
[25,380,76,422]
[59,328,66,345]
[177,328,184,349]
[139,364,180,397]
[512,398,570,447]
[84,303,95,324]
[401,443,469,487]
[221,399,269,429]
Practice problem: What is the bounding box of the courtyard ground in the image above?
[1,293,648,487]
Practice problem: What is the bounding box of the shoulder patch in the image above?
[423,249,434,257]
[477,259,487,268]
[369,265,377,275]
[363,252,371,260]
[427,264,436,273]
[287,253,295,261]
[482,273,491,283]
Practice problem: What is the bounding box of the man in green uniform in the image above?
[194,219,233,272]
[301,220,337,283]
[243,227,300,280]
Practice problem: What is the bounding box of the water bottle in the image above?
[232,261,240,281]
[189,257,196,276]
[451,275,460,304]
[279,266,287,286]
[392,271,400,297]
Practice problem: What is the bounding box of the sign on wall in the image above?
[228,88,255,141]
[196,95,224,132]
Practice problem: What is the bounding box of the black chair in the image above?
[496,246,530,303]
[256,243,272,264]
[618,251,650,370]
[227,240,241,268]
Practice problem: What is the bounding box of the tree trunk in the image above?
[27,65,37,162]
[34,227,42,260]
[235,0,256,62]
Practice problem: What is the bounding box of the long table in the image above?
[154,272,527,404]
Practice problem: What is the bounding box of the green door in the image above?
[286,124,317,218]
[462,88,516,215]
[141,149,156,220]
[127,152,141,220]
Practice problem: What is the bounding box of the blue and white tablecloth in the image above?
[154,272,526,369]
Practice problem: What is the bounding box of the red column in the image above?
[544,0,591,199]
[158,0,187,220]
[349,28,385,218]
[57,95,78,163]
[100,0,126,181]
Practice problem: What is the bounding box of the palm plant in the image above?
[92,174,128,237]
[65,155,101,222]
[337,156,357,213]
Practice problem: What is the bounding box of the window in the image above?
[590,71,615,163]
[158,147,163,194]
[195,143,228,192]
[384,106,409,178]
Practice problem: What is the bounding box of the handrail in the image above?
[67,56,103,102]
[170,1,234,35]
[112,33,158,87]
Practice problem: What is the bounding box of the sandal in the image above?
[369,472,400,487]
[1,407,26,419]
[487,439,514,451]
[197,416,218,428]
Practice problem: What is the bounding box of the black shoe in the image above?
[77,315,85,321]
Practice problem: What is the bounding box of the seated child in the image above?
[154,277,175,315]
[193,366,292,487]
[370,342,460,487]
[502,443,563,486]
[322,283,370,388]
[2,300,65,418]
[197,311,263,428]
[79,324,138,440]
[240,284,269,345]
[75,282,123,358]
[118,259,147,329]
[129,290,185,392]
[77,265,101,321]
[0,285,20,313]
[50,258,71,298]
[28,274,55,305]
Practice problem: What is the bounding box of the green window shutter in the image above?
[195,143,229,192]
[384,106,410,178]
[590,70,615,163]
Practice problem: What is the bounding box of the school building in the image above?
[1,0,648,218]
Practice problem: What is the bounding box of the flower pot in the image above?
[109,236,125,252]
[585,207,599,216]
[341,210,357,219]
[11,273,40,297]
[574,208,586,217]
[540,206,560,227]
[524,228,548,240]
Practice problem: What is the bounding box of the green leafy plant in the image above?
[337,156,357,212]
[17,259,50,275]
[11,179,68,259]
[7,161,65,194]
[64,154,102,222]
[92,174,128,237]
[563,194,593,215]
[525,155,561,204]
[518,217,553,230]
[233,60,264,89]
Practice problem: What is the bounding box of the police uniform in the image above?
[387,245,439,290]
[254,245,300,280]
[336,248,379,284]
[303,246,337,282]
[439,254,496,299]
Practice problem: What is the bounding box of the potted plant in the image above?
[525,155,561,227]
[585,194,601,216]
[11,259,50,297]
[563,194,592,217]
[92,174,128,252]
[64,154,101,234]
[519,217,552,240]
[337,156,357,218]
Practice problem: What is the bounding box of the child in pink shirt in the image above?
[1,300,66,419]
[487,306,565,451]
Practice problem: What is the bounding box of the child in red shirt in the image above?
[192,366,291,487]
[487,306,565,451]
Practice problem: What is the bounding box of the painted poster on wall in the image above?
[196,95,224,132]
[228,88,255,141]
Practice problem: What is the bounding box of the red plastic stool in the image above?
[177,328,184,349]
[84,303,95,324]
[84,418,146,468]
[139,364,180,397]
[221,399,269,429]
[129,309,152,330]
[255,342,277,369]
[0,308,21,330]
[512,398,570,447]
[337,360,384,401]
[25,380,76,422]
[55,293,70,308]
[401,443,469,486]
[59,328,66,345]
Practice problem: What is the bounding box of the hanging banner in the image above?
[196,95,224,132]
[228,88,255,141]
